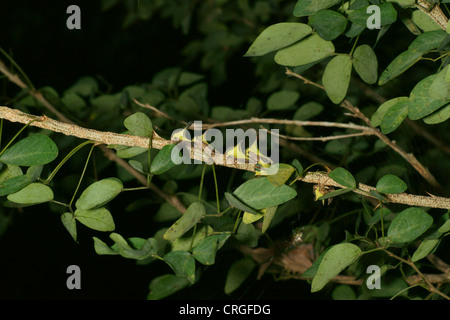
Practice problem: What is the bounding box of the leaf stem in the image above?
[68,144,96,210]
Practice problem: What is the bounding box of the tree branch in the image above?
[1,106,449,210]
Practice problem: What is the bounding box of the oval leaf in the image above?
[61,212,77,241]
[75,207,115,231]
[353,44,378,84]
[147,274,190,300]
[233,177,297,210]
[376,174,407,194]
[7,183,53,204]
[267,90,299,110]
[309,10,347,41]
[244,22,312,57]
[311,243,362,292]
[224,258,255,294]
[150,143,177,175]
[75,178,123,210]
[328,167,356,188]
[387,207,433,243]
[380,100,409,134]
[124,112,153,137]
[0,134,58,166]
[163,251,196,284]
[322,55,353,104]
[274,34,335,67]
[371,97,409,127]
[163,202,205,240]
[267,163,295,186]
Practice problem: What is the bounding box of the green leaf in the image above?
[428,65,450,101]
[224,258,255,294]
[7,183,53,204]
[116,146,147,158]
[387,207,433,243]
[0,134,58,166]
[412,10,442,32]
[408,75,448,120]
[75,177,123,210]
[349,3,397,26]
[411,238,440,262]
[93,237,119,255]
[291,159,304,176]
[147,274,190,300]
[109,233,158,260]
[235,221,261,247]
[309,10,347,41]
[371,97,409,127]
[378,49,423,85]
[380,100,409,134]
[423,103,450,124]
[163,251,196,284]
[163,202,205,240]
[66,76,98,96]
[293,0,341,17]
[232,177,297,210]
[317,187,355,201]
[61,212,77,241]
[0,175,31,196]
[408,30,447,52]
[242,211,264,224]
[267,163,295,186]
[150,143,177,175]
[353,45,378,84]
[322,55,353,104]
[311,243,362,292]
[193,233,229,265]
[266,90,299,110]
[244,22,312,56]
[328,167,356,188]
[124,112,153,137]
[169,225,213,252]
[74,207,115,232]
[332,285,356,300]
[274,34,335,67]
[293,102,323,121]
[262,206,278,233]
[376,174,407,194]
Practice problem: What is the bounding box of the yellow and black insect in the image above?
[313,181,335,205]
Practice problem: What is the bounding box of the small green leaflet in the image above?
[311,243,362,292]
[244,22,312,57]
[387,207,433,243]
[163,202,205,240]
[274,34,335,67]
[232,177,297,210]
[74,207,115,232]
[322,55,352,104]
[75,177,123,210]
[376,174,407,194]
[0,134,58,166]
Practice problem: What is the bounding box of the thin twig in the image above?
[285,68,442,189]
